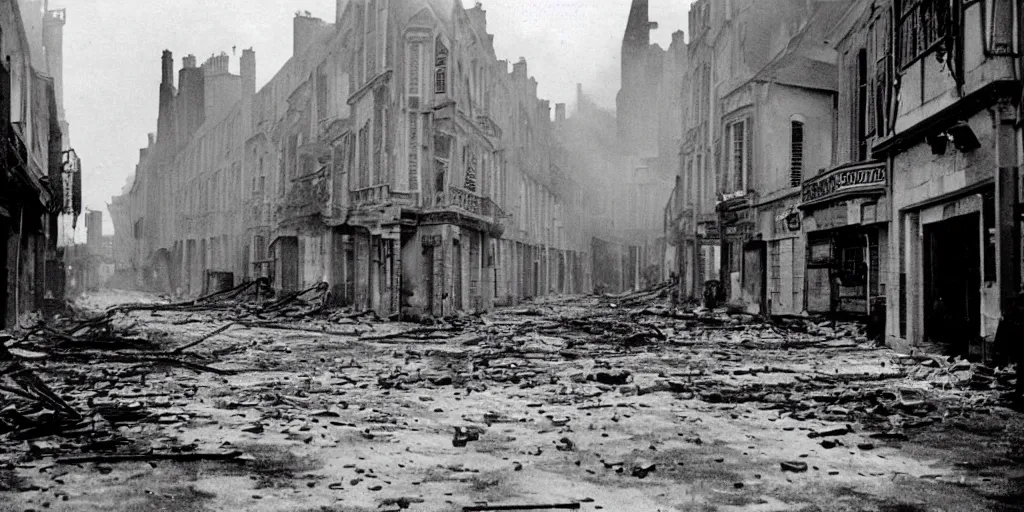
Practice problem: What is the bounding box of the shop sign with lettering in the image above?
[802,162,887,206]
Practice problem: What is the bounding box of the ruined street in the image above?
[2,286,1023,512]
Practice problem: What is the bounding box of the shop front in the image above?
[800,160,889,318]
[717,194,756,306]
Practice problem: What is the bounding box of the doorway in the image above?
[276,236,300,293]
[923,213,981,358]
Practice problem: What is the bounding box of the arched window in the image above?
[790,121,804,188]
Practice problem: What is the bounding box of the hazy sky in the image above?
[49,0,691,236]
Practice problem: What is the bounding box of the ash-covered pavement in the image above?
[2,287,1023,512]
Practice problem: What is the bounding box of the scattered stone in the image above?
[781,461,808,473]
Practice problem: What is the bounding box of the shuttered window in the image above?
[789,121,804,188]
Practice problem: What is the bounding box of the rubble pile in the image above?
[1,285,1021,511]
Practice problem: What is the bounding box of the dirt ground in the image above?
[2,289,1023,512]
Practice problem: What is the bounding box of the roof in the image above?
[751,0,849,92]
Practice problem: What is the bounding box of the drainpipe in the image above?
[995,99,1020,314]
[864,233,871,317]
[14,208,23,322]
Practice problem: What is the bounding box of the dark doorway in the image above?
[742,240,768,315]
[345,245,355,305]
[424,245,435,315]
[923,213,981,359]
[276,236,300,293]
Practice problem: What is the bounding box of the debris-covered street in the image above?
[2,286,1023,512]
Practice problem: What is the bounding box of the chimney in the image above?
[203,53,230,76]
[183,54,197,68]
[157,50,175,147]
[294,13,326,56]
[161,50,174,87]
[241,48,256,97]
[576,83,584,113]
[555,103,566,123]
[671,30,685,49]
[512,57,527,79]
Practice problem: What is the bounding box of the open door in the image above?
[742,240,767,315]
[923,213,981,358]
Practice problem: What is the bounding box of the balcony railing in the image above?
[446,185,483,215]
[435,185,506,222]
[350,184,390,208]
[279,171,329,220]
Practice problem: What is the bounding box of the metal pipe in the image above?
[864,233,871,317]
[14,207,23,320]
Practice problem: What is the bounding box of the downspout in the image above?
[864,233,872,317]
[14,208,23,321]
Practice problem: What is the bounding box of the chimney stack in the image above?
[241,48,256,97]
[161,50,174,87]
[512,57,527,79]
[555,103,566,123]
[183,54,197,68]
[294,13,326,56]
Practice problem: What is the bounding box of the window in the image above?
[790,121,804,187]
[435,37,448,94]
[433,133,452,205]
[373,87,386,185]
[407,40,423,107]
[856,49,869,161]
[725,119,748,192]
[358,121,370,189]
[464,146,477,192]
[365,0,378,78]
[873,10,893,136]
[898,0,950,67]
[408,112,420,191]
[316,64,329,122]
[254,235,266,261]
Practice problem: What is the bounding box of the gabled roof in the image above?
[752,0,849,92]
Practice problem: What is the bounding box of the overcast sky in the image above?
[49,0,690,237]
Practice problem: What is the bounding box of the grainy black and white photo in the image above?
[2,0,1024,510]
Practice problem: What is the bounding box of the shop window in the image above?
[789,121,804,187]
[808,240,832,266]
[839,246,867,287]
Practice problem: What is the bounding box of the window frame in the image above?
[789,120,804,188]
[897,0,951,69]
[724,118,749,193]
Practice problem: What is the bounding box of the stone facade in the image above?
[666,0,1024,362]
[1,0,75,327]
[114,0,593,318]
